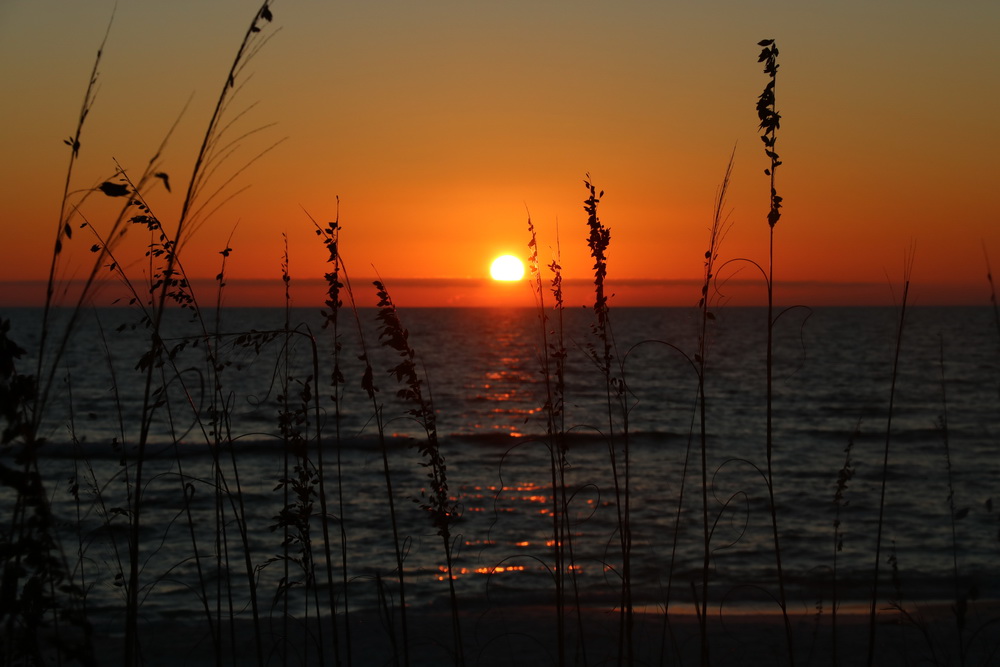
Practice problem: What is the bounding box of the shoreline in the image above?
[81,599,999,666]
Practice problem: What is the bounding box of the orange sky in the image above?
[1,1,998,308]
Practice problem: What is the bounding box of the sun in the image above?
[490,255,525,281]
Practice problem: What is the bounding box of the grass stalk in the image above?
[938,336,970,665]
[36,11,112,391]
[756,38,795,666]
[865,250,913,666]
[122,7,276,662]
[312,207,350,667]
[1,15,123,664]
[582,175,633,664]
[322,219,419,666]
[831,420,858,667]
[982,244,1000,352]
[281,237,293,660]
[694,151,735,665]
[543,226,590,662]
[527,214,570,666]
[375,279,464,666]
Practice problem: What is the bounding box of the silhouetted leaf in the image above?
[154,172,171,192]
[261,5,273,21]
[98,182,129,197]
[955,507,970,520]
[361,366,375,397]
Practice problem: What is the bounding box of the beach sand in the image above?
[88,600,998,666]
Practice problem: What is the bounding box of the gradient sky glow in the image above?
[1,1,998,308]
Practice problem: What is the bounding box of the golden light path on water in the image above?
[476,326,539,437]
[437,481,596,583]
[424,312,595,586]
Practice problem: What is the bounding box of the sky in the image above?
[1,1,998,308]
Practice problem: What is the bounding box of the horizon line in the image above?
[0,277,991,308]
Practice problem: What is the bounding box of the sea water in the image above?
[2,305,998,628]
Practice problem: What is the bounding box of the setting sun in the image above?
[490,255,525,282]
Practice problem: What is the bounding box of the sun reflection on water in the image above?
[463,323,540,437]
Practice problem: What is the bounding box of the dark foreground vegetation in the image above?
[2,4,997,666]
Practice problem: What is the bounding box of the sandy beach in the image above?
[87,600,999,666]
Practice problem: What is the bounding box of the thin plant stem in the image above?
[938,336,968,666]
[326,246,410,667]
[866,251,914,666]
[695,150,734,665]
[309,205,348,667]
[375,279,463,666]
[125,7,274,662]
[982,244,1000,353]
[527,214,567,666]
[583,175,633,664]
[37,11,113,389]
[756,38,794,666]
[831,421,858,667]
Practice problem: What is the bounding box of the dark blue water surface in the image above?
[3,306,998,628]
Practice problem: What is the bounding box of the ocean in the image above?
[2,305,998,644]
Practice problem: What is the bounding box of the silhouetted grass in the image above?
[4,15,1000,667]
[694,152,735,666]
[374,278,464,666]
[756,38,795,666]
[526,214,572,665]
[866,250,913,666]
[581,174,638,665]
[831,420,858,666]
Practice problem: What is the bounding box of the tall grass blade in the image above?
[865,249,914,666]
